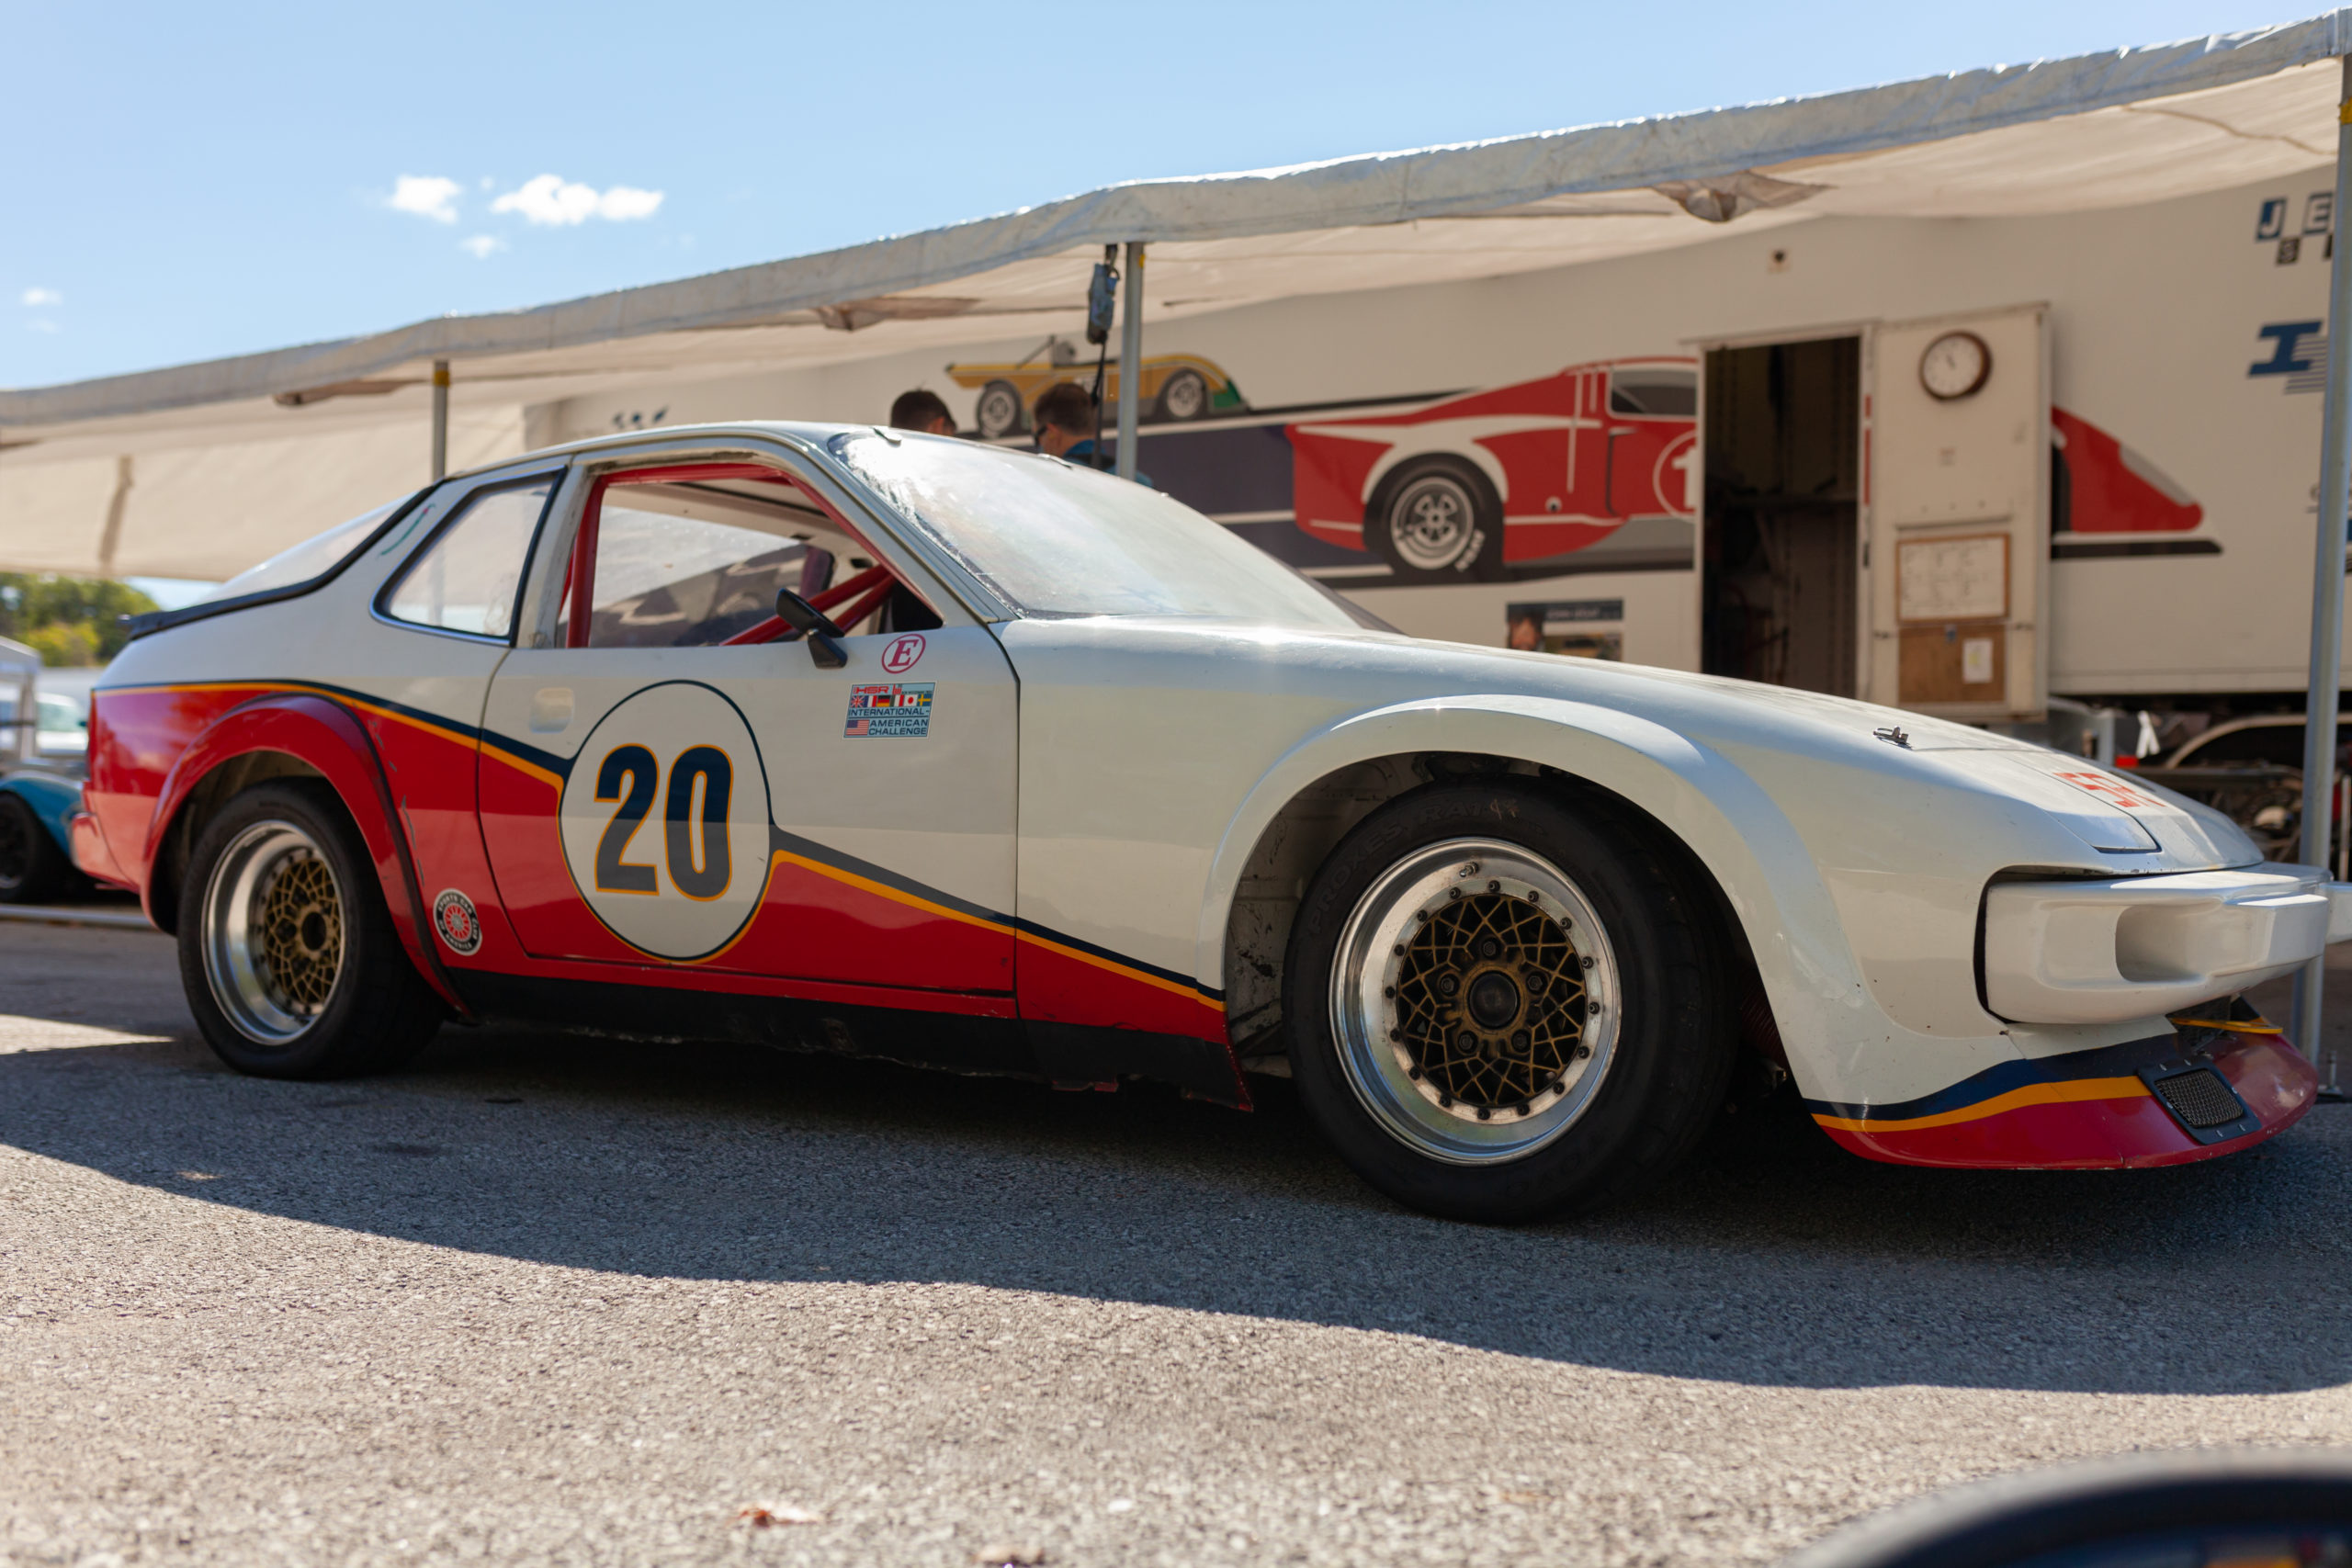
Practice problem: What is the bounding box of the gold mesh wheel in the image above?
[1394,890,1588,1114]
[200,820,347,1045]
[1331,838,1621,1165]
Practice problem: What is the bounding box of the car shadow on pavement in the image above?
[2,1013,2346,1399]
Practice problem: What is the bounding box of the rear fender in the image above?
[146,694,468,1015]
[1195,695,1862,1100]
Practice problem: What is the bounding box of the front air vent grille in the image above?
[2152,1068,2244,1130]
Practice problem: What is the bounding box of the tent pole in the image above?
[2292,53,2352,1094]
[1115,243,1144,481]
[430,360,451,481]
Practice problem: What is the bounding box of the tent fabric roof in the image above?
[3,12,2348,577]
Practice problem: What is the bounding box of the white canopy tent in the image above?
[6,12,2350,575]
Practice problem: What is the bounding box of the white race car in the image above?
[74,424,2337,1220]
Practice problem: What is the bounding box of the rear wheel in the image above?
[0,792,73,905]
[974,379,1026,439]
[1367,457,1504,581]
[1284,781,1735,1221]
[178,781,444,1078]
[1155,367,1210,423]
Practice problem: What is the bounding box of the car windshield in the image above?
[201,498,405,604]
[829,431,1375,629]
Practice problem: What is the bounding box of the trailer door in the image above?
[1865,305,2050,721]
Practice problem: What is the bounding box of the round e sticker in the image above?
[881,633,926,674]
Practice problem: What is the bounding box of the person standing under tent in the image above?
[888,389,958,436]
[1031,382,1152,487]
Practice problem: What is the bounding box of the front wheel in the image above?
[1367,457,1504,582]
[178,781,445,1078]
[1283,782,1736,1221]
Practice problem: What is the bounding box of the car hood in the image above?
[1039,618,2259,873]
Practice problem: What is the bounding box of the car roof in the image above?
[440,421,868,487]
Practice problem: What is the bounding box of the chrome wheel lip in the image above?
[200,820,345,1047]
[1330,837,1622,1167]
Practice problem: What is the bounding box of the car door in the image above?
[474,442,1018,999]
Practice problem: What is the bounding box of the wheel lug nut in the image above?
[1477,938,1500,959]
[1512,1030,1530,1050]
[1439,975,1459,996]
[1456,1032,1476,1051]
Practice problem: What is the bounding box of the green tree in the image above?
[0,574,161,666]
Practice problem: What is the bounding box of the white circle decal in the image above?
[559,682,771,961]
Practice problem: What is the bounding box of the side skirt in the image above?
[449,973,1249,1105]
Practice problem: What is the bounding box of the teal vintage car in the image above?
[0,637,87,903]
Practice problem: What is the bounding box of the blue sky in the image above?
[1,1,2300,391]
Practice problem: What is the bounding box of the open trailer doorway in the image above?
[1700,334,1863,697]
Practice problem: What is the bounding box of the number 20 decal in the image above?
[594,743,732,899]
[593,745,658,894]
[558,682,768,963]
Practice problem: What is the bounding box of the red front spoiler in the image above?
[1813,1031,2318,1169]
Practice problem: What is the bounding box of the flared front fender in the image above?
[1193,694,1870,1100]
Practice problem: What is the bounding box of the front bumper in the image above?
[1983,863,2352,1026]
[1810,1024,2317,1169]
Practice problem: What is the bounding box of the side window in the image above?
[559,470,890,649]
[1608,368,1697,417]
[382,478,556,639]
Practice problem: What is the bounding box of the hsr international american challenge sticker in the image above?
[844,682,933,738]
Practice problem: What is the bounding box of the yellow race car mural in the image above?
[946,339,1245,437]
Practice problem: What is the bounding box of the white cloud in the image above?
[20,287,62,307]
[491,174,664,226]
[596,185,663,221]
[459,234,507,260]
[388,175,462,224]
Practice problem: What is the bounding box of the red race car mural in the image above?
[1286,358,1699,581]
[1277,358,2203,583]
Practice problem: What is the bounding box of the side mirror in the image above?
[775,590,848,670]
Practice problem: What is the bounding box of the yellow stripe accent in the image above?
[1014,929,1224,1011]
[481,744,565,791]
[1813,1075,2151,1134]
[768,849,1011,937]
[2169,1018,2282,1035]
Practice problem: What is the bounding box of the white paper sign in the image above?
[1898,536,2008,623]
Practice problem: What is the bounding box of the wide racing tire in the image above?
[1283,780,1736,1222]
[177,780,445,1078]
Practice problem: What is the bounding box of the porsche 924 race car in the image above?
[73,423,2343,1220]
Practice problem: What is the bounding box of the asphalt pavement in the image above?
[2,919,2348,1567]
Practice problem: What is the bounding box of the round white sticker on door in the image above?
[559,682,772,961]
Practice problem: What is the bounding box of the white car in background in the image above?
[74,423,2341,1221]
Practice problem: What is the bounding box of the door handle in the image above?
[1604,427,1633,517]
[775,590,848,670]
